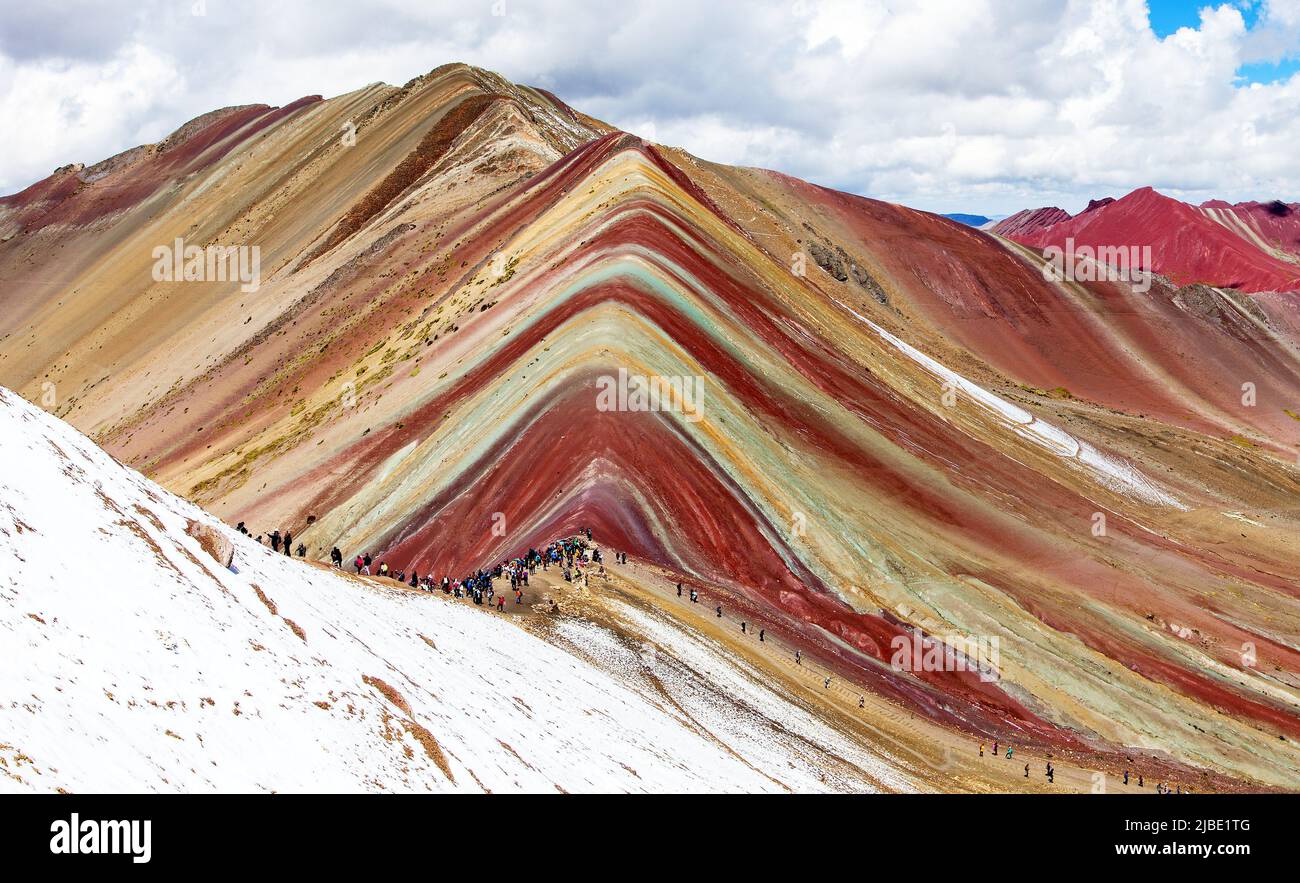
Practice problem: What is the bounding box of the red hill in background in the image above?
[993,186,1300,293]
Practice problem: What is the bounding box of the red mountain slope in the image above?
[994,187,1300,293]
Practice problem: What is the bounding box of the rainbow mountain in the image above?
[2,63,1299,791]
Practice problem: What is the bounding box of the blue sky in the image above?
[1147,0,1241,33]
[1149,0,1300,82]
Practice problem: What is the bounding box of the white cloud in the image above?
[0,45,180,183]
[2,0,1299,215]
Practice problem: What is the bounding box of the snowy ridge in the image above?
[0,387,904,793]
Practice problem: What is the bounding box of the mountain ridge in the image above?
[993,186,1300,293]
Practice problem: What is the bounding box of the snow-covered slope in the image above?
[0,387,908,793]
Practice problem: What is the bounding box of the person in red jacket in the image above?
[497,595,505,611]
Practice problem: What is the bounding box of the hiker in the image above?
[1138,775,1143,787]
[362,553,372,575]
[270,530,281,552]
[331,547,343,568]
[689,588,698,603]
[1024,764,1030,778]
[715,605,722,618]
[236,521,248,535]
[677,582,682,598]
[354,555,364,574]
[759,629,764,642]
[409,571,419,588]
[823,677,831,689]
[980,743,984,758]
[1124,770,1129,786]
[1047,764,1054,784]
[993,741,998,756]
[497,595,505,611]
[795,650,802,665]
[1005,747,1013,760]
[296,543,306,557]
[515,589,523,604]
[858,696,864,709]
[379,561,389,578]
[283,531,293,555]
[741,622,747,634]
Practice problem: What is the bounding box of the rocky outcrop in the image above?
[185,519,234,570]
[809,241,889,304]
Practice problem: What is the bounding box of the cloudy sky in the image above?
[2,0,1299,215]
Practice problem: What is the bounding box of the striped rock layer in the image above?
[2,63,1299,789]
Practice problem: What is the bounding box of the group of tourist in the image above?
[321,528,606,612]
[236,522,306,557]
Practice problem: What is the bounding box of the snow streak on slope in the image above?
[833,297,1184,508]
[0,387,910,793]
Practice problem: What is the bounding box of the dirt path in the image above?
[311,552,1220,793]
[544,554,1217,794]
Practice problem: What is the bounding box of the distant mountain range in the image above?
[992,188,1300,292]
[941,212,993,227]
